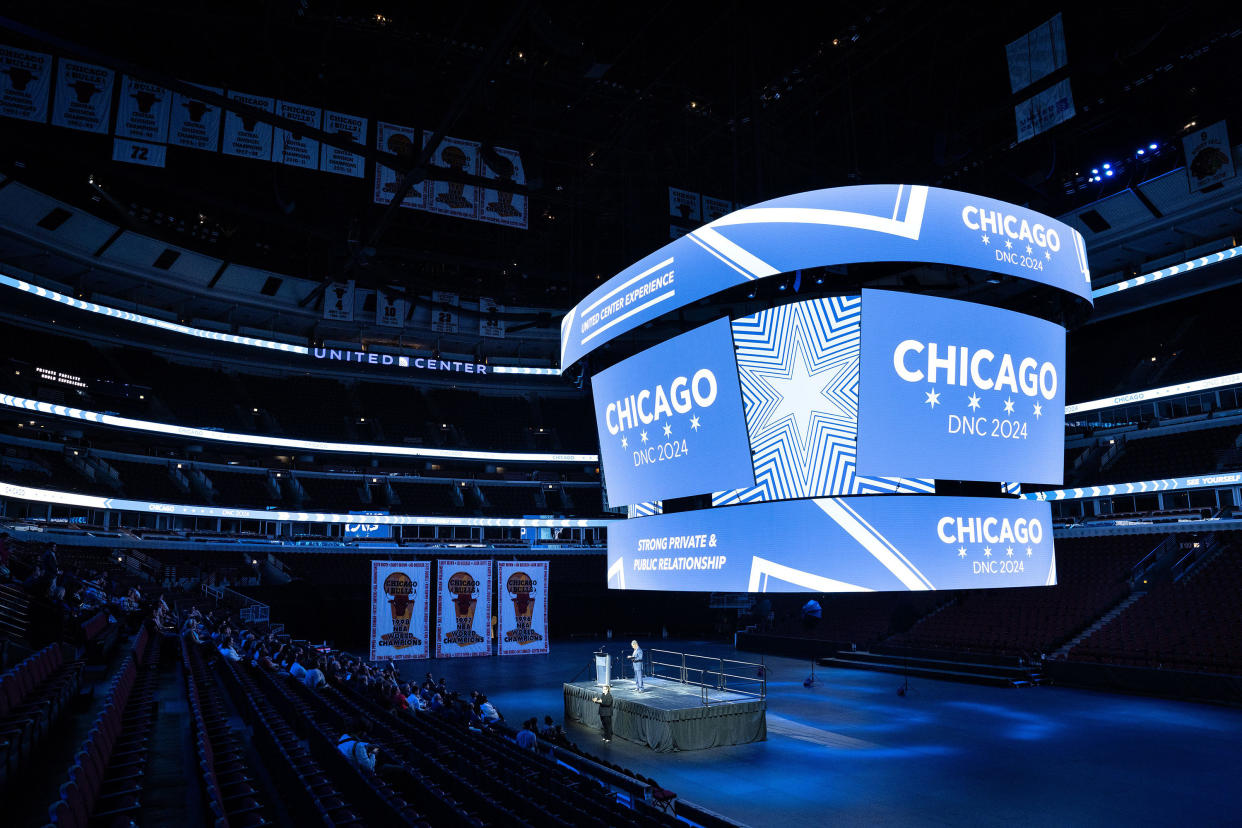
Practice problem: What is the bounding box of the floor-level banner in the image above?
[607,495,1056,593]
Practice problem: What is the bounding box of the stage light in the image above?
[1091,168,1098,174]
[1137,149,1145,155]
[1102,163,1111,170]
[1106,170,1114,177]
[1149,143,1158,150]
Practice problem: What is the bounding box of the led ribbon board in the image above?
[0,480,614,527]
[591,318,754,506]
[560,185,1091,368]
[607,495,1056,592]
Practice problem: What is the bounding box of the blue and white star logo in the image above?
[1006,546,1014,557]
[758,344,850,450]
[1003,397,1015,414]
[1004,239,1013,249]
[1026,546,1033,557]
[640,430,648,444]
[689,415,701,431]
[1026,244,1033,255]
[981,234,990,245]
[984,547,992,557]
[1033,402,1043,419]
[958,546,967,558]
[662,423,672,438]
[620,435,628,449]
[967,393,982,411]
[924,388,941,409]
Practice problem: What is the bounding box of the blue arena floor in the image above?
[398,640,1242,827]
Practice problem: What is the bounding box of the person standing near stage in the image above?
[591,684,614,741]
[630,640,645,692]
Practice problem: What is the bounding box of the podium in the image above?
[594,653,612,686]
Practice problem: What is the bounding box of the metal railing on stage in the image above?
[645,648,767,706]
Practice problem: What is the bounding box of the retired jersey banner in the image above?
[374,121,425,209]
[0,46,52,123]
[169,84,222,151]
[51,59,114,134]
[376,289,407,328]
[497,561,548,655]
[112,138,166,168]
[320,110,367,177]
[435,560,492,658]
[273,100,321,169]
[480,146,527,228]
[115,76,170,142]
[223,91,275,160]
[431,290,459,333]
[479,296,505,338]
[369,560,430,661]
[425,135,480,220]
[323,280,355,322]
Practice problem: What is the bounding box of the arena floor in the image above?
[398,640,1242,827]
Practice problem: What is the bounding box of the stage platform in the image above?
[563,676,766,752]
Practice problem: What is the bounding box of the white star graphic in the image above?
[620,435,628,449]
[1025,244,1033,255]
[1033,402,1043,419]
[689,415,701,431]
[1003,397,1015,414]
[981,234,991,245]
[758,344,849,449]
[662,422,672,438]
[925,388,941,409]
[958,546,967,558]
[984,547,992,557]
[1044,250,1051,260]
[640,430,648,444]
[1004,239,1013,249]
[1026,546,1033,556]
[1006,546,1014,557]
[967,393,982,411]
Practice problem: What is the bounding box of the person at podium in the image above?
[629,640,645,692]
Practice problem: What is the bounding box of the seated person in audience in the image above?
[428,693,446,714]
[516,719,538,750]
[218,634,243,662]
[540,715,557,737]
[478,694,502,724]
[304,656,327,690]
[388,681,410,711]
[288,648,309,680]
[337,719,378,773]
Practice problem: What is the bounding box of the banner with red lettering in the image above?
[369,560,430,661]
[480,146,527,228]
[424,135,480,220]
[435,560,492,658]
[497,561,548,656]
[374,121,426,209]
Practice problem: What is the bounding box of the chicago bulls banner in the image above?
[435,560,492,659]
[497,561,549,656]
[369,560,430,661]
[51,58,114,134]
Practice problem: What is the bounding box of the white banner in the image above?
[497,561,548,656]
[480,146,527,228]
[223,91,275,160]
[431,290,459,334]
[701,195,732,222]
[369,560,430,661]
[273,100,321,169]
[115,76,170,142]
[374,121,426,209]
[51,59,114,134]
[479,296,505,338]
[1015,78,1075,142]
[669,187,702,221]
[112,138,166,168]
[435,560,492,658]
[0,46,52,123]
[425,135,480,220]
[323,280,355,322]
[1184,120,1235,193]
[169,84,222,152]
[376,289,407,328]
[320,110,367,177]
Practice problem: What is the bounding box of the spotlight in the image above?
[1091,168,1099,174]
[1149,143,1158,150]
[1102,163,1111,170]
[1105,170,1113,177]
[1137,149,1145,155]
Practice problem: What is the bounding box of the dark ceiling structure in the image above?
[1,1,1240,309]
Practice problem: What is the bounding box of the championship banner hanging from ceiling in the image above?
[169,83,222,152]
[223,91,275,160]
[273,100,321,169]
[50,58,114,134]
[497,561,548,656]
[369,560,430,661]
[373,121,426,209]
[424,135,480,220]
[435,560,492,659]
[115,75,171,143]
[480,146,528,228]
[0,46,52,123]
[321,110,367,177]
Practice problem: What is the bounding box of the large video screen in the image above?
[856,289,1065,484]
[591,318,754,507]
[607,495,1056,593]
